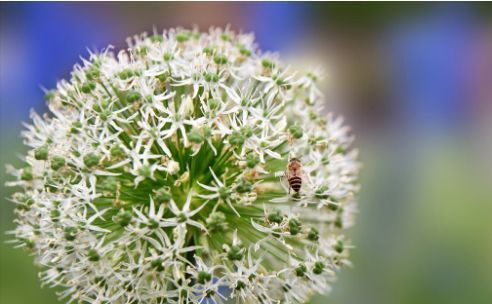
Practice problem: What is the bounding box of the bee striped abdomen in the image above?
[288,176,302,192]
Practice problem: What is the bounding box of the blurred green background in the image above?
[1,2,492,304]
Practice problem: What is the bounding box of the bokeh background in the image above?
[1,2,492,304]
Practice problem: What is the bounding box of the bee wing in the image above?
[274,170,287,178]
[277,169,291,191]
[300,167,313,185]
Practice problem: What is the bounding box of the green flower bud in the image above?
[235,179,252,193]
[206,212,228,233]
[204,72,219,83]
[313,261,325,274]
[150,35,163,43]
[275,77,287,86]
[64,227,77,241]
[289,124,303,139]
[162,52,173,61]
[21,167,33,181]
[335,146,346,154]
[208,98,220,111]
[83,153,100,168]
[309,111,318,120]
[328,201,339,211]
[202,126,212,138]
[138,165,151,178]
[315,185,330,199]
[32,224,41,235]
[239,46,251,57]
[70,121,82,134]
[50,209,61,222]
[176,33,190,43]
[203,47,214,56]
[154,188,172,203]
[157,71,170,82]
[334,240,344,253]
[295,263,307,277]
[34,146,49,160]
[15,194,33,210]
[272,227,283,238]
[187,130,203,144]
[308,228,319,241]
[148,219,159,229]
[24,239,34,250]
[228,131,245,146]
[100,110,111,121]
[289,218,302,236]
[110,145,125,158]
[26,198,34,207]
[220,33,231,41]
[218,187,230,199]
[51,156,66,170]
[44,90,56,102]
[88,249,100,262]
[335,216,343,229]
[240,126,253,138]
[214,54,228,65]
[268,211,283,224]
[81,81,96,93]
[126,91,141,103]
[262,59,275,69]
[100,176,118,192]
[245,153,259,168]
[94,276,106,287]
[86,67,100,80]
[227,245,243,261]
[118,69,134,80]
[197,271,212,284]
[235,280,246,290]
[114,210,132,227]
[151,258,164,271]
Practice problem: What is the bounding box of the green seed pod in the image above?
[114,210,132,227]
[308,228,319,241]
[88,249,100,262]
[245,153,259,168]
[34,146,49,160]
[64,227,77,241]
[81,81,96,93]
[289,124,303,139]
[21,167,33,181]
[227,245,244,261]
[197,271,212,284]
[228,131,245,146]
[83,153,100,168]
[268,211,283,224]
[126,91,141,103]
[50,156,66,170]
[313,261,325,274]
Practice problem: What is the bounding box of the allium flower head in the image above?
[7,27,361,303]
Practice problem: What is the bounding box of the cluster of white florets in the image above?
[7,28,360,303]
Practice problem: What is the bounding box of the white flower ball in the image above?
[7,27,361,304]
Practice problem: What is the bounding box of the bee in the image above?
[285,157,303,194]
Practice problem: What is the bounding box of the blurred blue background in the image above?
[1,2,492,304]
